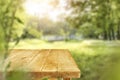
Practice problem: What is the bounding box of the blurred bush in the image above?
[100,53,120,80]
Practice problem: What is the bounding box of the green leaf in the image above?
[15,37,20,45]
[15,17,24,24]
[41,77,48,80]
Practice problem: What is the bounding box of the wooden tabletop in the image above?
[1,49,80,79]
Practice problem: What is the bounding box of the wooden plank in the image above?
[27,49,51,71]
[3,49,34,67]
[31,49,80,78]
[58,50,79,69]
[42,50,58,71]
[40,49,58,77]
[6,49,40,71]
[1,49,29,71]
[1,49,80,79]
[4,49,29,66]
[63,78,71,80]
[57,49,80,78]
[27,49,52,78]
[5,49,27,62]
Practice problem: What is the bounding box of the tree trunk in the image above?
[108,28,112,40]
[103,27,108,40]
[111,26,115,40]
[117,25,120,40]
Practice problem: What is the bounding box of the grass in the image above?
[10,39,120,80]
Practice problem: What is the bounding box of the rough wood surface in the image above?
[0,49,80,78]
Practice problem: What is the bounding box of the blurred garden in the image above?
[0,0,120,80]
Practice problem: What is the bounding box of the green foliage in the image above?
[60,29,70,41]
[24,16,73,39]
[6,71,31,80]
[22,27,42,38]
[28,27,42,38]
[10,40,120,80]
[100,53,120,80]
[41,77,49,80]
[0,0,24,51]
[66,0,120,40]
[0,0,26,80]
[0,26,6,67]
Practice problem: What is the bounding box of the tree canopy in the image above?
[66,0,120,40]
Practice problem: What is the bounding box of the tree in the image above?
[0,0,24,80]
[66,0,120,40]
[0,0,24,54]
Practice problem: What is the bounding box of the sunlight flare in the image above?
[24,0,67,21]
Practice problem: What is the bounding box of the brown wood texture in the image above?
[0,49,80,78]
[63,78,71,80]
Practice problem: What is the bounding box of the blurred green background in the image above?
[0,0,120,80]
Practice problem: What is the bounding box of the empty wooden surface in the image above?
[1,49,80,79]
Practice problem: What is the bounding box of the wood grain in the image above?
[0,49,80,79]
[63,78,71,80]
